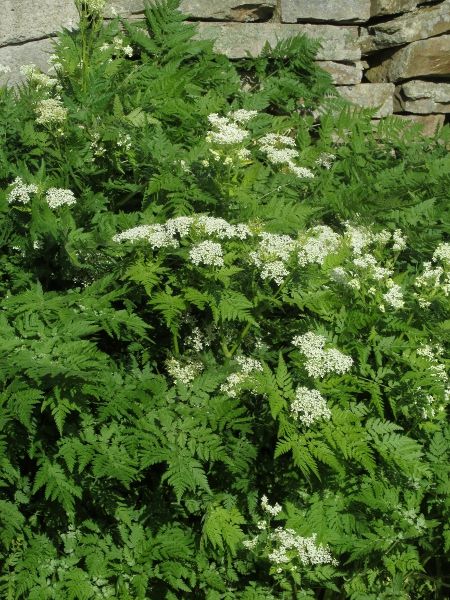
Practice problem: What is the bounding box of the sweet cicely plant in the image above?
[1,0,450,598]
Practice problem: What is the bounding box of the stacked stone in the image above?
[1,0,449,134]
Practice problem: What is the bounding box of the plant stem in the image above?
[173,333,179,356]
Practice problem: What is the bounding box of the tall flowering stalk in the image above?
[74,0,108,93]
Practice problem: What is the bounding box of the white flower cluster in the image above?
[7,176,38,204]
[433,243,450,265]
[193,215,252,239]
[292,332,353,379]
[189,241,224,267]
[242,536,259,549]
[229,109,258,123]
[290,387,331,426]
[315,152,335,170]
[392,229,407,251]
[114,215,253,249]
[117,133,132,150]
[415,255,450,299]
[20,64,57,90]
[45,188,77,209]
[165,357,204,386]
[268,528,338,567]
[261,495,282,516]
[113,224,178,249]
[382,281,404,309]
[206,111,256,145]
[258,133,314,179]
[344,223,375,255]
[297,226,341,267]
[84,0,108,14]
[250,232,297,285]
[220,356,263,397]
[35,97,67,125]
[185,327,209,352]
[113,37,133,57]
[0,64,11,75]
[417,344,444,362]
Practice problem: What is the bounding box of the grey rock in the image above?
[194,22,361,60]
[280,0,370,23]
[0,38,56,87]
[372,113,445,137]
[365,36,450,82]
[179,0,277,21]
[115,0,277,21]
[366,0,450,50]
[337,82,395,117]
[394,113,445,137]
[395,81,450,113]
[370,0,437,17]
[316,60,364,84]
[0,0,78,47]
[104,0,146,18]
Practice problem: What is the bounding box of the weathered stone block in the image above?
[108,0,277,20]
[372,114,445,137]
[338,82,395,117]
[178,0,276,21]
[280,0,370,23]
[316,61,364,84]
[194,22,361,60]
[395,81,450,113]
[0,38,55,86]
[104,0,146,18]
[365,36,450,82]
[0,0,78,47]
[370,0,437,17]
[393,114,445,137]
[366,0,450,50]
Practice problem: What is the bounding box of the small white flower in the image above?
[261,495,282,516]
[298,226,341,267]
[315,152,335,169]
[0,64,11,75]
[292,332,353,379]
[290,387,331,426]
[260,261,289,285]
[165,357,204,385]
[433,243,450,265]
[392,229,407,251]
[242,536,259,549]
[45,188,76,209]
[35,97,67,125]
[189,241,224,267]
[7,177,38,204]
[228,109,258,123]
[382,283,404,309]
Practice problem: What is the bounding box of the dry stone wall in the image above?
[1,0,449,134]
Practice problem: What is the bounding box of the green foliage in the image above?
[1,0,450,598]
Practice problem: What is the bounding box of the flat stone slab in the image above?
[371,0,438,17]
[393,113,445,137]
[179,0,276,21]
[194,22,361,60]
[365,35,450,82]
[365,0,450,50]
[373,113,445,137]
[0,38,55,87]
[280,0,370,23]
[0,0,78,47]
[338,83,395,117]
[395,81,450,113]
[316,60,364,84]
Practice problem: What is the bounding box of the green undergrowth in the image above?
[0,1,450,598]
